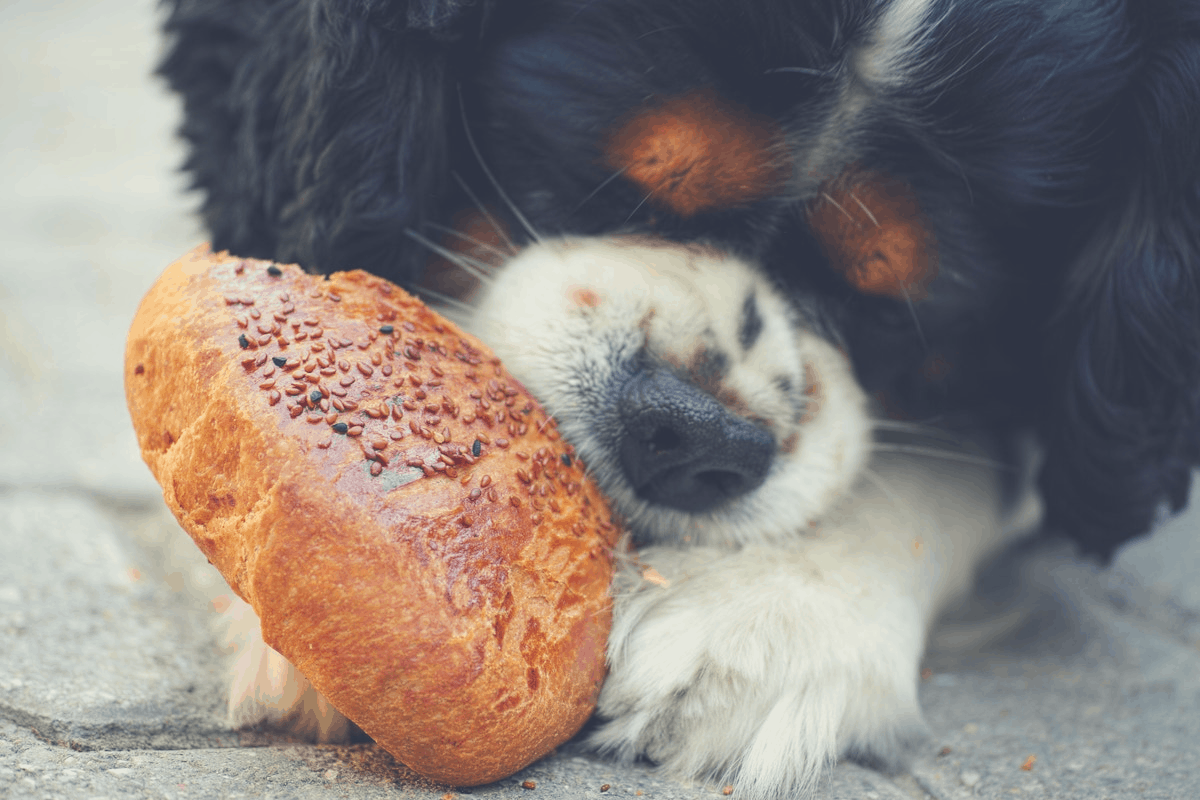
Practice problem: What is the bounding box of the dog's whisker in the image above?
[571,166,629,218]
[820,191,856,224]
[870,418,949,434]
[859,467,911,516]
[423,220,513,263]
[404,228,495,286]
[456,87,543,245]
[764,66,830,77]
[870,443,1014,471]
[408,285,478,318]
[847,192,880,227]
[624,192,654,226]
[451,171,520,255]
[892,275,929,352]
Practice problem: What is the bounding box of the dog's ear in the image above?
[160,0,495,284]
[1039,3,1200,559]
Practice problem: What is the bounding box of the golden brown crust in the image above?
[125,246,619,785]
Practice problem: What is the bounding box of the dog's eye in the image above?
[806,168,938,301]
[602,88,788,218]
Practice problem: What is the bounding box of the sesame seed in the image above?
[480,475,492,487]
[380,325,394,334]
[259,380,276,390]
[267,265,282,277]
[347,426,363,436]
[370,461,383,476]
[496,438,509,448]
[472,439,482,457]
[268,391,281,405]
[332,422,349,434]
[238,334,251,349]
[317,436,332,449]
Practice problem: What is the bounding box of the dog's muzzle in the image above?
[616,367,775,512]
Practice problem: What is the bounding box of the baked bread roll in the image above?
[125,246,620,785]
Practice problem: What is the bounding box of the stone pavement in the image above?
[1,1,1198,798]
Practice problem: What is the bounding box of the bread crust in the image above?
[125,246,619,785]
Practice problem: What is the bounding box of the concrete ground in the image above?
[1,1,1198,798]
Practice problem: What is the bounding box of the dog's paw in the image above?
[589,546,928,799]
[219,594,354,743]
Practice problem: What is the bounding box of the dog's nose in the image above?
[617,369,774,512]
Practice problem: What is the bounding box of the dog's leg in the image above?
[591,447,1042,799]
[220,595,353,743]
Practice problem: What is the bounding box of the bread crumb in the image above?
[1021,755,1037,771]
[722,785,734,795]
[600,784,610,792]
[522,779,537,789]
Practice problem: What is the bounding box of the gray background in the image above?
[2,1,1198,797]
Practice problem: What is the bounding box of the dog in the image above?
[159,0,1200,797]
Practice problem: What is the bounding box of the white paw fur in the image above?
[220,594,352,743]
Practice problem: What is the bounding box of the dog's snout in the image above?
[618,369,774,512]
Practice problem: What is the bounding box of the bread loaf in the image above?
[124,246,620,785]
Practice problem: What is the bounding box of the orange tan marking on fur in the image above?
[807,167,937,300]
[604,89,789,217]
[420,209,513,301]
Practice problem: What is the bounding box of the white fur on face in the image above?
[467,237,872,548]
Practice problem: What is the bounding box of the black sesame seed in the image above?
[379,325,394,334]
[310,390,322,404]
[332,422,349,434]
[238,333,250,349]
[267,265,283,277]
[272,356,287,367]
[561,453,572,467]
[472,439,482,457]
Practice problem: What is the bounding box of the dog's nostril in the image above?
[645,426,684,454]
[618,369,775,512]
